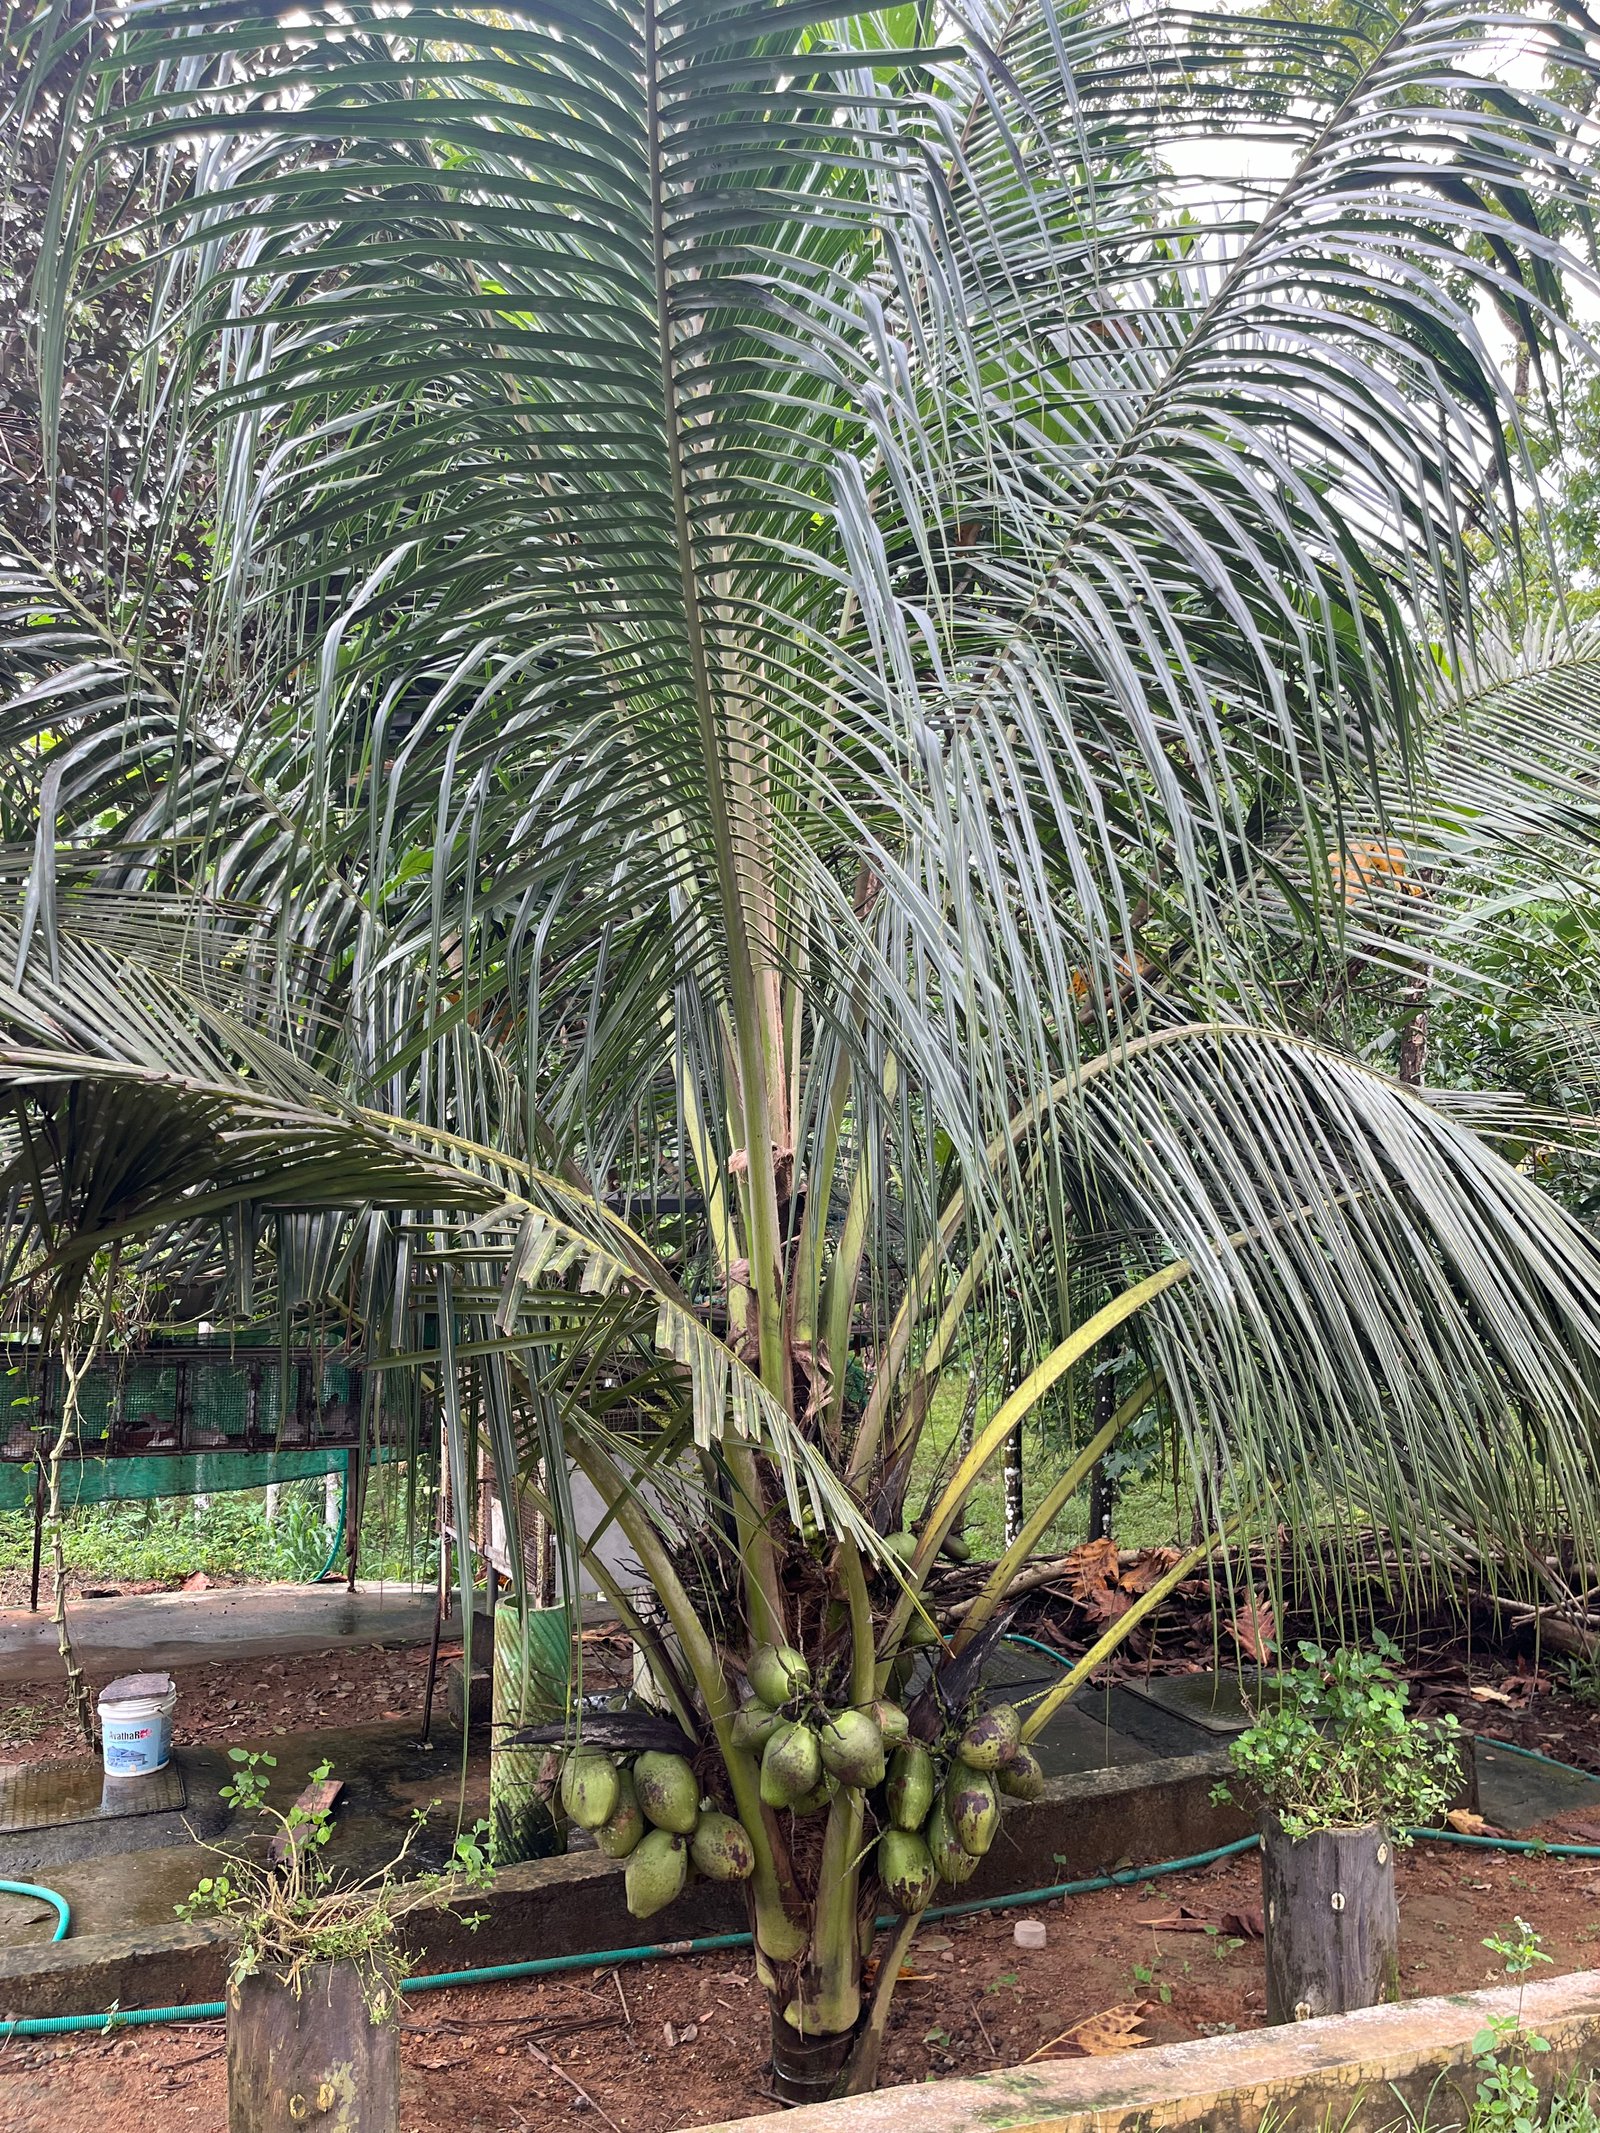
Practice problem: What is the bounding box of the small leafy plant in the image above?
[177,1750,492,2015]
[1215,1635,1461,1840]
[1470,1918,1554,2133]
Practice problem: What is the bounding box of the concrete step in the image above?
[697,1970,1600,2133]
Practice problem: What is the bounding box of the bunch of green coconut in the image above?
[733,1641,1047,1916]
[557,1742,757,1920]
[557,1639,1046,1922]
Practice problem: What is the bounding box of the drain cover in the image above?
[0,1755,187,1833]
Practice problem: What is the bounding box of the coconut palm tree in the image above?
[6,0,1600,2094]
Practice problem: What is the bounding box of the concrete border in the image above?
[696,1972,1600,2133]
[0,1751,1242,2019]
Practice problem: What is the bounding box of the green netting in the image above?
[1,1346,368,1455]
[0,1445,378,1511]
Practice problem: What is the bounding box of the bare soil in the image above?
[0,1639,444,1763]
[0,1626,635,1765]
[7,1832,1600,2133]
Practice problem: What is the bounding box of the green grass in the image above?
[906,1373,1180,1559]
[0,1469,435,1588]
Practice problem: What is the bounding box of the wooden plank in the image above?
[269,1779,344,1868]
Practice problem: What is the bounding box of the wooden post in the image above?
[227,1961,399,2133]
[1261,1818,1400,2023]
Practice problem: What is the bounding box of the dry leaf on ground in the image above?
[1058,1536,1121,1602]
[1027,2002,1152,2061]
[1132,1904,1264,1940]
[1219,1908,1265,1940]
[1444,1809,1502,1837]
[1118,1547,1181,1595]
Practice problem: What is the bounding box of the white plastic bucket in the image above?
[98,1672,176,1776]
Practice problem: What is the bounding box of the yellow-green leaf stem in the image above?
[880,1262,1194,1659]
[1017,1523,1240,1748]
[949,1374,1158,1656]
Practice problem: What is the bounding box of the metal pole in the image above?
[28,1458,44,1612]
[344,1445,360,1592]
[417,1523,447,1748]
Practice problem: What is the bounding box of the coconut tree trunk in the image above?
[1260,1819,1400,2023]
[227,1961,400,2133]
[769,2016,861,2105]
[1003,1423,1024,1545]
[1085,1371,1118,1543]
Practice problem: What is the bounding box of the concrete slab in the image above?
[0,1581,446,1683]
[981,1647,1160,1775]
[4,1721,490,1939]
[0,1750,231,1874]
[695,1970,1600,2133]
[1476,1739,1600,1834]
[0,1754,187,1832]
[1118,1668,1276,1735]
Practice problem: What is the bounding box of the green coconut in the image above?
[760,1719,823,1808]
[625,1828,688,1919]
[748,1643,811,1708]
[559,1748,621,1831]
[944,1766,1000,1856]
[870,1698,910,1748]
[690,1811,757,1883]
[818,1707,885,1788]
[885,1741,936,1831]
[878,1828,937,1914]
[633,1750,701,1835]
[902,1610,942,1650]
[940,1530,973,1564]
[592,1765,646,1858]
[956,1703,1022,1771]
[926,1800,979,1885]
[730,1700,782,1753]
[996,1743,1047,1801]
[883,1529,919,1563]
